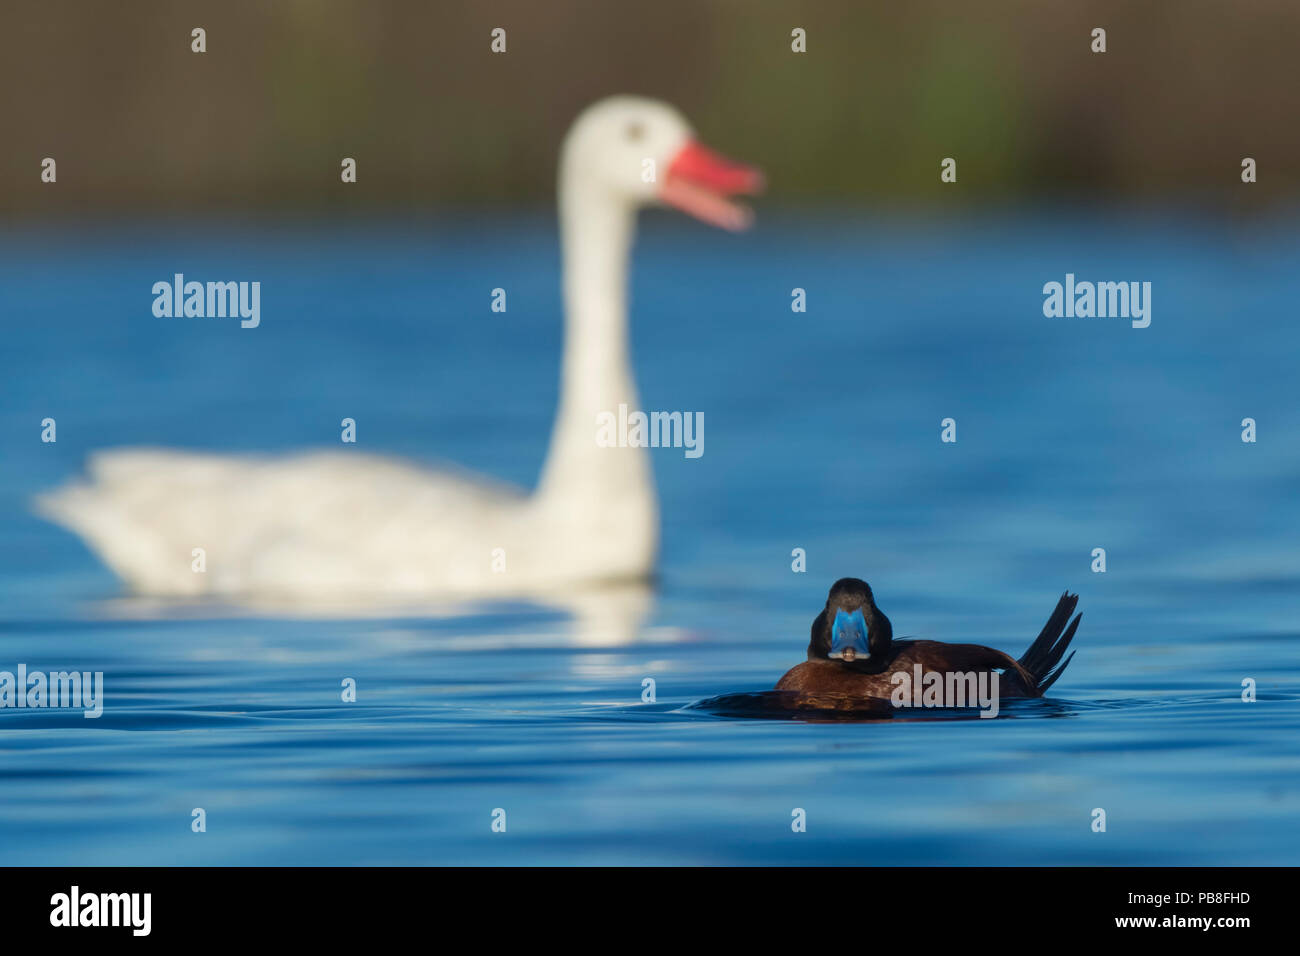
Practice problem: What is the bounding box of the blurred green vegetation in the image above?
[3,0,1297,216]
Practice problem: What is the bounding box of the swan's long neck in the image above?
[533,172,657,575]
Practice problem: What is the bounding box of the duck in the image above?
[35,97,763,603]
[776,578,1082,705]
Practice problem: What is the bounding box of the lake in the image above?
[1,208,1298,864]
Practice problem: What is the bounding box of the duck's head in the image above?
[810,577,894,664]
[559,96,764,231]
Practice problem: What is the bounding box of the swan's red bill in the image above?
[660,140,764,231]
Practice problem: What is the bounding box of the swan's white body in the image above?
[38,97,759,603]
[42,447,649,599]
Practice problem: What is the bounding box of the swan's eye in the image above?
[624,121,645,142]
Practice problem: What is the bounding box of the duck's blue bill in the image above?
[829,607,871,660]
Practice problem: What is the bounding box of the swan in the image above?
[37,96,763,604]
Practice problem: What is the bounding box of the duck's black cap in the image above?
[826,577,875,610]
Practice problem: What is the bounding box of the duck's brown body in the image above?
[776,640,1037,700]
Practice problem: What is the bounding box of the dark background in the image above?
[3,0,1297,217]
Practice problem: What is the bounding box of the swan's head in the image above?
[560,96,764,230]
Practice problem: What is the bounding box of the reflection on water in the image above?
[686,691,1088,721]
[1,212,1299,864]
[91,579,654,647]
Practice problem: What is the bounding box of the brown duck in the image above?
[776,578,1081,705]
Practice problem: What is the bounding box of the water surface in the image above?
[2,209,1298,864]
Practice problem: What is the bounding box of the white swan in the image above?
[37,96,762,604]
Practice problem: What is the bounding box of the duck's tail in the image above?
[1006,592,1081,697]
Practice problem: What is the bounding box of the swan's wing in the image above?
[36,448,527,595]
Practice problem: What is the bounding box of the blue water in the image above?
[2,209,1298,864]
